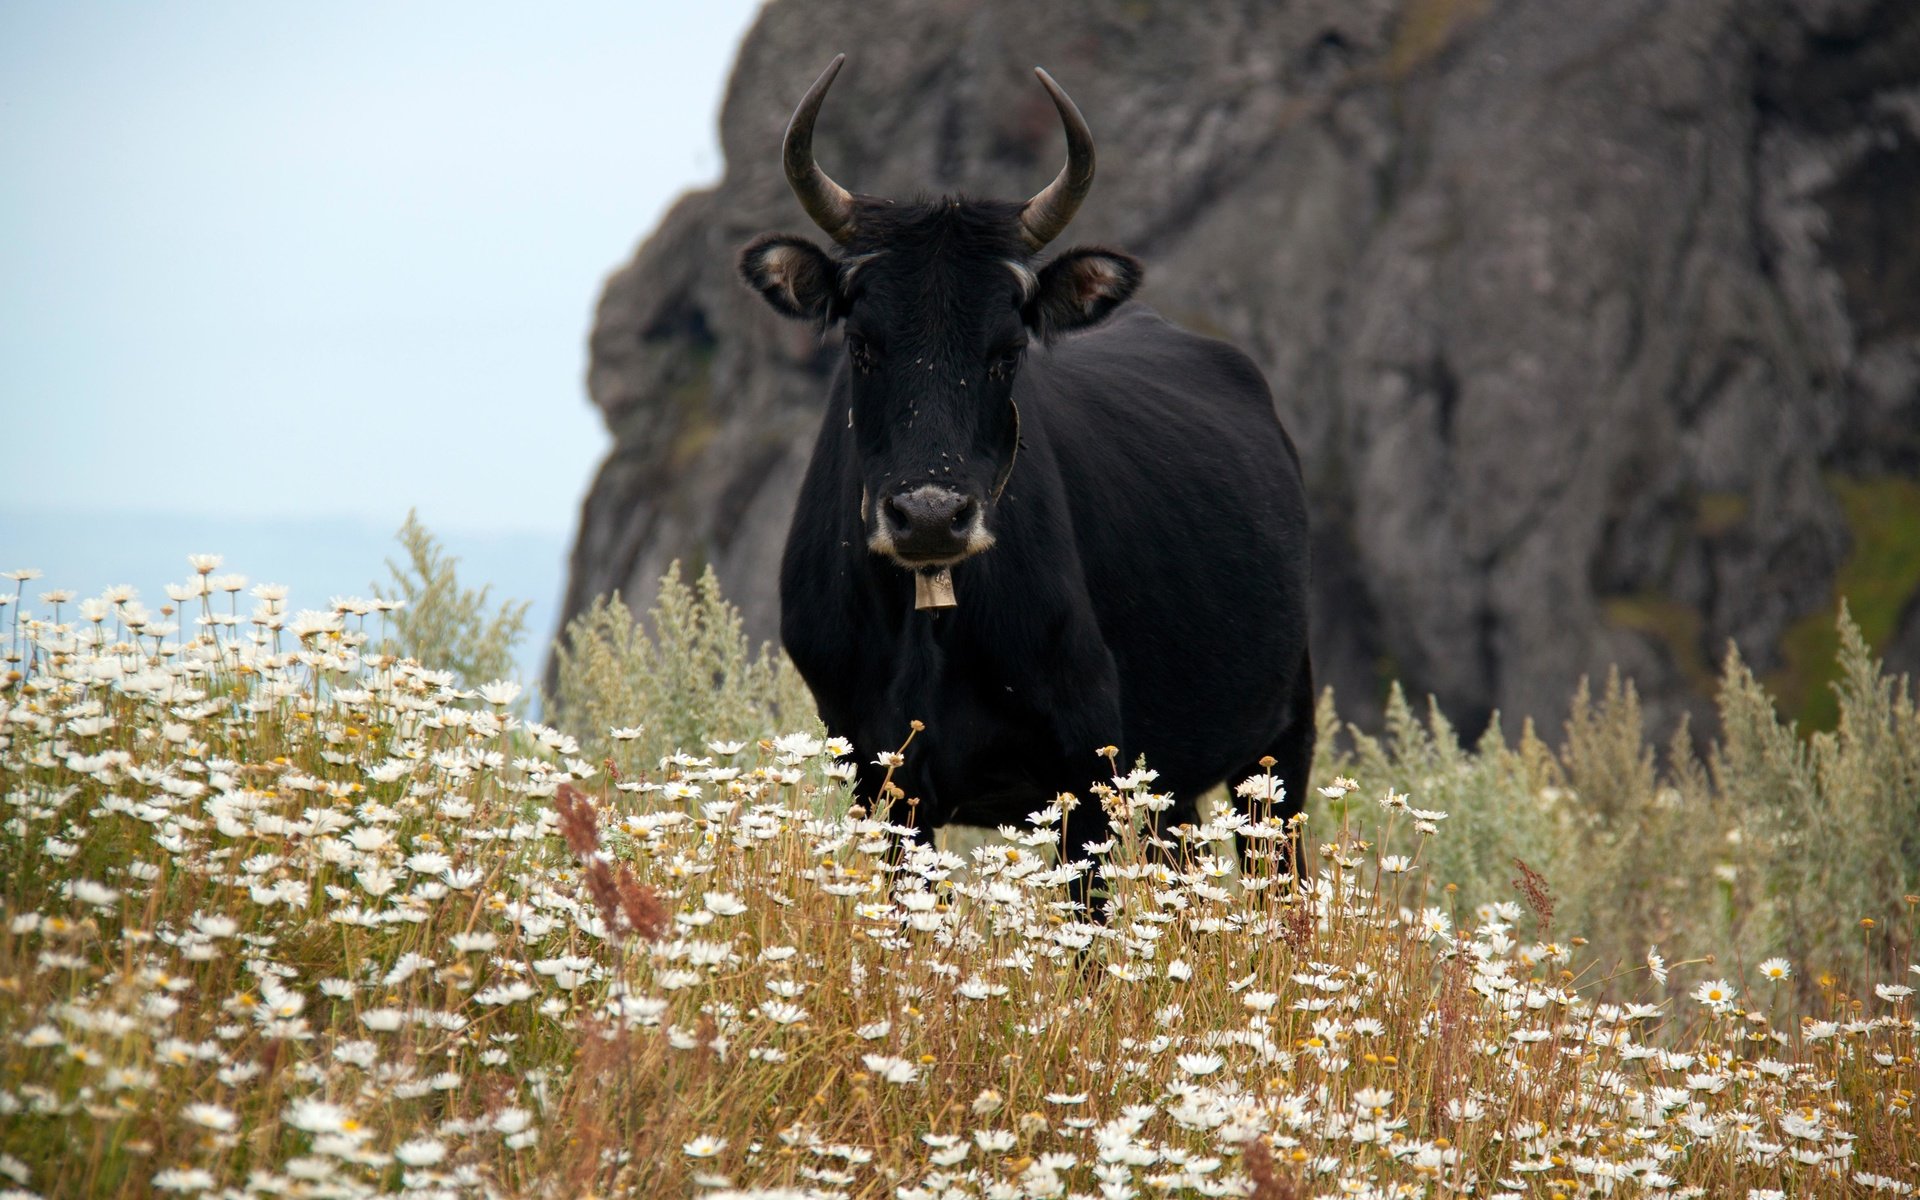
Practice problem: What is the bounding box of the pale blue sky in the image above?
[1,2,763,677]
[1,1,759,534]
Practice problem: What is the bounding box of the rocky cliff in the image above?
[556,0,1920,738]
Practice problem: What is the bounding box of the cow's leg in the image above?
[849,753,938,872]
[1233,654,1315,881]
[1059,790,1115,918]
[1143,794,1204,868]
[849,756,891,822]
[905,805,938,850]
[1015,616,1124,917]
[875,807,938,882]
[1033,705,1124,917]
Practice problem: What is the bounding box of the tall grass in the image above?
[0,548,1914,1199]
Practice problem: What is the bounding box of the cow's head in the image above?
[739,56,1141,570]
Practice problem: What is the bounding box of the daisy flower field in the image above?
[0,555,1915,1198]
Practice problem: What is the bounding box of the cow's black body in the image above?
[781,302,1313,853]
[738,59,1313,885]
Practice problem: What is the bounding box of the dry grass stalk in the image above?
[1509,855,1555,933]
[1241,1136,1300,1200]
[557,781,667,946]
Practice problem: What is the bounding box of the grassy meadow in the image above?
[0,531,1916,1198]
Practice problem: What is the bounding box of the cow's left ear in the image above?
[1028,246,1142,338]
[738,233,840,322]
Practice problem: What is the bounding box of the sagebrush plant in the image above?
[1724,610,1920,982]
[372,510,529,695]
[1327,604,1920,997]
[546,562,817,781]
[0,556,1916,1200]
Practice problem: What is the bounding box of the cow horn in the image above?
[1018,68,1095,252]
[783,54,859,245]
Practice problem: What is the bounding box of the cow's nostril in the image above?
[883,495,914,534]
[949,498,977,531]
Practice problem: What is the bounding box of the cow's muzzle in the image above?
[871,484,993,566]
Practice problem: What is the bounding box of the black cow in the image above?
[738,56,1313,893]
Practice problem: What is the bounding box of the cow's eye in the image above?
[988,347,1023,381]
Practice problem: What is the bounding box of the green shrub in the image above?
[1320,603,1919,995]
[1735,608,1920,981]
[545,562,818,779]
[371,509,529,691]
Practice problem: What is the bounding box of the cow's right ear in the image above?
[738,234,839,322]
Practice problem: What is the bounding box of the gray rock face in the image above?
[556,0,1920,738]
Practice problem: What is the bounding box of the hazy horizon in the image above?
[0,505,570,688]
[1,3,765,681]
